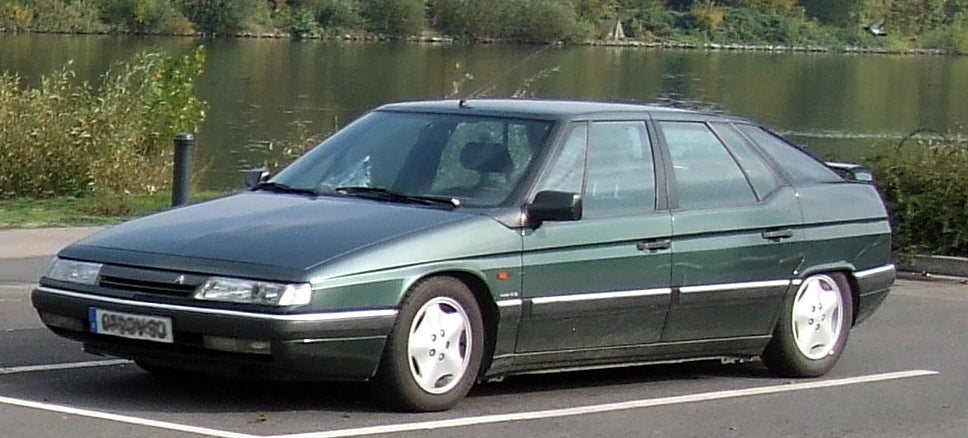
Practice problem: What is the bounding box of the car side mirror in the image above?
[526,191,582,227]
[245,168,270,189]
[826,162,874,183]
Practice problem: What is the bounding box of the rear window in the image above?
[735,124,841,184]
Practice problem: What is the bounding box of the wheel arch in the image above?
[794,266,859,327]
[407,270,500,379]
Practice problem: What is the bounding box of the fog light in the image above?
[203,336,272,355]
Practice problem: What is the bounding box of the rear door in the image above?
[657,120,804,342]
[516,120,673,353]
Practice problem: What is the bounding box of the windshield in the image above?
[271,110,554,207]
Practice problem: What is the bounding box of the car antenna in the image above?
[463,45,553,100]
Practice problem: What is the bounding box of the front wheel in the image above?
[372,276,484,412]
[762,272,854,377]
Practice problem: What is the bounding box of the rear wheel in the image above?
[762,272,853,377]
[372,276,484,412]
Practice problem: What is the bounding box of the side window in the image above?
[735,124,841,184]
[710,122,783,200]
[659,121,757,209]
[583,121,655,218]
[537,123,587,195]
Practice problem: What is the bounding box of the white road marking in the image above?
[0,394,257,438]
[0,359,131,375]
[269,369,939,438]
[0,369,938,438]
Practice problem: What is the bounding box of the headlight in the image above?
[45,258,102,285]
[193,277,312,306]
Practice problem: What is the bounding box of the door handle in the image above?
[761,229,794,240]
[637,239,671,252]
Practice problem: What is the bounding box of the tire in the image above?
[372,276,485,412]
[762,272,854,377]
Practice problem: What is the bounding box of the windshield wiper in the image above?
[335,187,460,208]
[253,182,321,197]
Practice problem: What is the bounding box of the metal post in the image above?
[172,133,195,207]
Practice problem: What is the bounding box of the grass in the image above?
[0,191,230,229]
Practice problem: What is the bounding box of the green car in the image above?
[32,100,894,412]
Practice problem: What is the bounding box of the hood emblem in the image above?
[174,274,186,285]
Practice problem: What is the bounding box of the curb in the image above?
[896,254,968,284]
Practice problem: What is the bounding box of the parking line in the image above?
[0,394,257,438]
[0,359,131,375]
[0,369,938,438]
[268,369,939,438]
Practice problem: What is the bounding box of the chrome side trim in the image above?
[35,287,398,322]
[679,279,792,294]
[530,288,672,305]
[855,264,896,279]
[496,299,523,308]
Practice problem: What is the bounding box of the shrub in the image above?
[872,132,968,256]
[921,23,968,53]
[8,0,105,33]
[360,0,424,36]
[97,0,185,33]
[511,0,584,42]
[0,2,35,31]
[0,47,207,199]
[689,0,725,35]
[179,0,260,35]
[313,0,363,31]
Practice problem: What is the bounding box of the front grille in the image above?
[96,265,208,298]
[99,275,197,296]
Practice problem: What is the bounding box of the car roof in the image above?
[376,99,748,123]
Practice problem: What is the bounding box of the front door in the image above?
[516,120,674,353]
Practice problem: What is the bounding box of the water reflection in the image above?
[1,34,965,189]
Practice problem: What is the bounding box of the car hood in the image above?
[60,192,474,278]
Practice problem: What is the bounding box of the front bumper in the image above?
[32,286,397,381]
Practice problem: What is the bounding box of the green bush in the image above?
[360,0,424,36]
[0,47,207,199]
[511,0,584,42]
[2,0,105,33]
[873,133,968,256]
[921,22,968,53]
[430,0,583,41]
[312,0,363,31]
[179,0,259,35]
[96,0,187,33]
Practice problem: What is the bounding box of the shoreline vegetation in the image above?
[2,1,968,255]
[0,1,967,54]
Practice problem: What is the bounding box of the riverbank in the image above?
[1,27,961,56]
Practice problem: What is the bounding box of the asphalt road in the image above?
[1,274,965,438]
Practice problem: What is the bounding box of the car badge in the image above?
[174,274,186,285]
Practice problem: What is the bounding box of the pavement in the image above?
[0,227,102,284]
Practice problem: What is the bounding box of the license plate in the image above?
[89,308,174,343]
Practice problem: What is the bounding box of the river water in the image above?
[2,34,966,189]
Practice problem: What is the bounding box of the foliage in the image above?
[872,132,968,256]
[179,0,260,35]
[429,0,585,41]
[359,0,423,36]
[2,0,968,48]
[311,0,363,31]
[689,0,725,35]
[0,0,105,33]
[95,0,189,33]
[0,48,207,199]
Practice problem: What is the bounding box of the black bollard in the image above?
[172,133,195,207]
